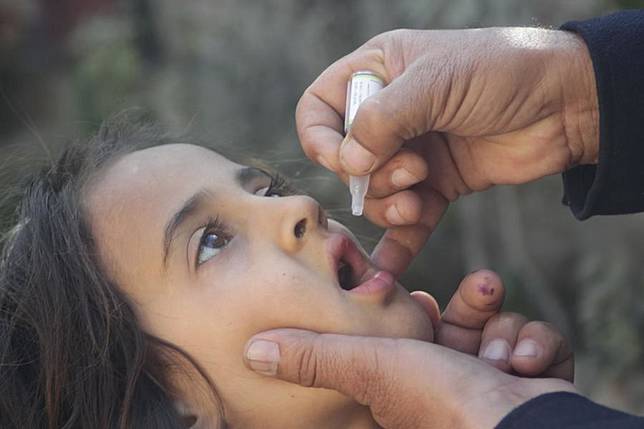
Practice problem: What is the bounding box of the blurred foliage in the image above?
[1,0,643,415]
[614,0,644,8]
[71,17,144,128]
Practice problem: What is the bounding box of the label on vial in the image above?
[344,71,385,133]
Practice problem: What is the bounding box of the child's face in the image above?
[86,144,433,428]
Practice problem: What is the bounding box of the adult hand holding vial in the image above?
[296,27,598,276]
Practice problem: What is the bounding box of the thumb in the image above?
[243,329,401,408]
[340,68,433,175]
[243,329,552,429]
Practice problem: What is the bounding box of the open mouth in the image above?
[326,232,397,301]
[327,233,368,291]
[337,260,358,291]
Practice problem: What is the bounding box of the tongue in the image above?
[350,270,395,295]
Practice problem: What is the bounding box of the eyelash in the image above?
[262,171,297,197]
[195,172,297,268]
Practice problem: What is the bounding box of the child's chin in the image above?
[387,290,435,342]
[338,299,433,344]
[403,316,434,343]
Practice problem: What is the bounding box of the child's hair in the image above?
[0,112,224,428]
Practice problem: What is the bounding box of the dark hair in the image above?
[0,113,225,428]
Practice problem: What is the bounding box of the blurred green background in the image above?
[1,0,643,415]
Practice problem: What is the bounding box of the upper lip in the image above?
[326,233,369,290]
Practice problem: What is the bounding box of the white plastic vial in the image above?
[344,71,385,216]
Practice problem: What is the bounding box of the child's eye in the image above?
[196,219,231,266]
[197,232,230,265]
[256,186,281,197]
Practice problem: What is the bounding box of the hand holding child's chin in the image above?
[245,269,574,429]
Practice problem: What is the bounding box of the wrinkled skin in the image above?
[296,27,598,275]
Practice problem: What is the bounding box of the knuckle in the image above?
[391,151,429,179]
[384,28,408,40]
[364,211,391,229]
[358,97,390,124]
[294,336,324,388]
[294,91,307,119]
[491,312,528,328]
[294,124,317,158]
[298,134,317,159]
[356,339,401,405]
[524,320,559,337]
[366,29,406,48]
[395,192,423,223]
[355,98,407,144]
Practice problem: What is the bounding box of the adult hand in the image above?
[243,270,575,428]
[297,28,599,275]
[415,269,573,379]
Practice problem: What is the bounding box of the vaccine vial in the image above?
[344,71,385,216]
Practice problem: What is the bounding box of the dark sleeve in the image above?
[559,9,644,220]
[496,392,644,429]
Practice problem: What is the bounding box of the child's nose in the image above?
[271,195,326,254]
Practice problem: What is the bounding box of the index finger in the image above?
[370,186,448,276]
[296,48,390,172]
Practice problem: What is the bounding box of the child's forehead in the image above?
[84,143,244,282]
[85,143,240,221]
[125,143,234,174]
[96,143,236,187]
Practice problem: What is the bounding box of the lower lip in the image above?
[348,270,396,298]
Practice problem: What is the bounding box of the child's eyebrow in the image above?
[162,167,270,269]
[162,188,214,268]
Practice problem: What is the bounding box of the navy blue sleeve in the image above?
[496,392,644,429]
[560,9,644,220]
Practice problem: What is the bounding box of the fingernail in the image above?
[391,168,419,188]
[340,137,376,174]
[385,205,405,225]
[513,339,540,358]
[481,339,511,362]
[317,155,333,171]
[246,339,280,376]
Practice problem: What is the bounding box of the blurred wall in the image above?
[1,0,644,414]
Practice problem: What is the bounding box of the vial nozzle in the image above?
[350,175,370,216]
